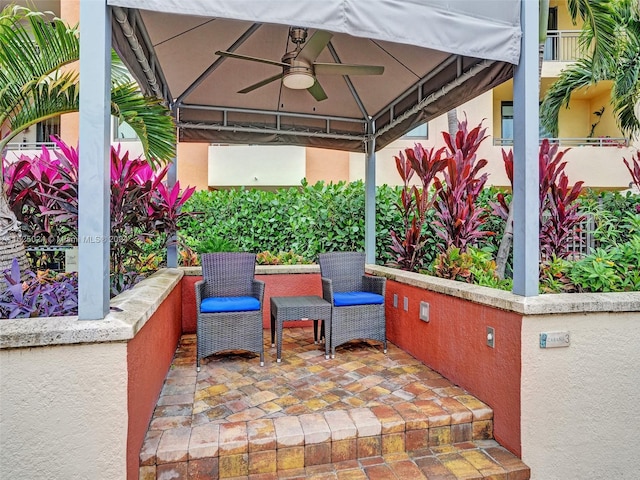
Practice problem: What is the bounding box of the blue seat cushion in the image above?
[200,296,260,313]
[333,291,385,307]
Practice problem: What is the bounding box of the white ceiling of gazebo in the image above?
[107,0,521,152]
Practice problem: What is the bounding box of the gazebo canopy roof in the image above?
[108,0,521,152]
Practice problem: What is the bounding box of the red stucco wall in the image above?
[385,279,522,456]
[181,273,322,333]
[126,286,183,480]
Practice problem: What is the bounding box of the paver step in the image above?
[141,440,530,479]
[139,331,529,479]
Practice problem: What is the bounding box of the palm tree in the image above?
[540,0,640,138]
[0,5,176,275]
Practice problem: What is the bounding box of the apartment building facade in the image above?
[3,0,635,191]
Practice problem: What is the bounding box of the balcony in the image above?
[493,137,629,148]
[543,30,584,62]
[3,141,60,163]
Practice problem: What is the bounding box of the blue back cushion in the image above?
[333,291,384,307]
[200,296,260,313]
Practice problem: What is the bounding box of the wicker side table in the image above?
[270,296,332,362]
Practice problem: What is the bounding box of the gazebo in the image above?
[78,0,540,319]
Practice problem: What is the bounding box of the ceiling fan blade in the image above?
[297,30,333,63]
[238,73,284,94]
[307,79,328,102]
[216,50,287,68]
[314,63,384,76]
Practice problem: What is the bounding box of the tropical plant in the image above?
[0,5,176,276]
[4,140,195,295]
[429,245,512,291]
[0,258,78,318]
[539,256,576,293]
[540,0,640,138]
[579,188,640,245]
[256,250,312,265]
[432,117,493,252]
[388,144,446,271]
[495,140,585,261]
[623,151,640,201]
[4,139,79,245]
[195,237,239,254]
[537,141,585,259]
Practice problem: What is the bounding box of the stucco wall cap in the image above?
[0,268,183,349]
[367,265,640,315]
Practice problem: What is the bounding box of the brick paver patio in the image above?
[140,327,529,479]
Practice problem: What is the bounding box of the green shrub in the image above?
[568,236,640,292]
[195,237,239,253]
[179,180,402,264]
[256,251,312,265]
[426,246,512,291]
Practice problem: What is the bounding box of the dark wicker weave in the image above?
[318,252,387,357]
[270,295,332,362]
[195,252,265,370]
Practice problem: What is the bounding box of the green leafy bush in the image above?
[256,251,312,265]
[569,236,640,292]
[179,180,402,264]
[579,189,640,246]
[427,246,512,291]
[195,237,239,253]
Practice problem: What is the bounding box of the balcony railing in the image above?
[494,137,629,147]
[544,30,585,62]
[4,141,59,152]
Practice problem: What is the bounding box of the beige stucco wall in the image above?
[208,144,306,187]
[558,99,590,137]
[589,88,620,138]
[177,142,210,191]
[521,311,640,480]
[306,147,349,185]
[0,342,128,480]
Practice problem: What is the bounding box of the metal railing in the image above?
[4,141,59,152]
[544,30,585,62]
[494,137,629,147]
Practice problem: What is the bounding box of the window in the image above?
[543,7,558,61]
[113,118,139,141]
[36,116,60,143]
[403,123,428,138]
[502,101,553,141]
[501,102,514,140]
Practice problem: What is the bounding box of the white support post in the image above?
[166,157,178,268]
[364,118,376,264]
[78,0,111,319]
[512,0,539,296]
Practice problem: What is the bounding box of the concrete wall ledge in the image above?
[367,265,640,315]
[0,268,183,350]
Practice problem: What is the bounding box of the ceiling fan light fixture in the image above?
[283,71,314,90]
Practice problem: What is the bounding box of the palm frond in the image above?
[0,6,79,92]
[566,0,619,75]
[0,5,175,164]
[111,82,176,166]
[540,58,600,137]
[611,31,640,136]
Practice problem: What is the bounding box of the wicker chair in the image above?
[195,252,265,370]
[318,252,386,357]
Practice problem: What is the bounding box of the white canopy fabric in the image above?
[107,0,521,152]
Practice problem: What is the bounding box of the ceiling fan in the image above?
[215,27,384,101]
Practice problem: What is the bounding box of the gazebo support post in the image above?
[512,0,540,296]
[365,118,376,264]
[78,0,112,319]
[166,157,178,268]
